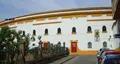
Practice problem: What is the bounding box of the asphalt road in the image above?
[63,55,97,64]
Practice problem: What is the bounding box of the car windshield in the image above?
[99,50,104,56]
[100,50,112,56]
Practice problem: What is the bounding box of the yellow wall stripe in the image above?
[33,22,61,26]
[87,19,113,22]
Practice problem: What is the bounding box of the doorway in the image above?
[71,42,77,52]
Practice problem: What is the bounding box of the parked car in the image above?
[97,48,110,57]
[101,51,120,64]
[97,48,112,64]
[99,50,116,64]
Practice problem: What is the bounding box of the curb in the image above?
[60,55,76,64]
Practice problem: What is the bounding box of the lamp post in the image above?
[22,36,25,64]
[58,41,61,53]
[58,41,61,47]
[50,43,54,56]
[38,35,43,58]
[63,42,65,51]
[48,41,50,52]
[19,34,25,64]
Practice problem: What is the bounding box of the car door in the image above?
[99,51,106,64]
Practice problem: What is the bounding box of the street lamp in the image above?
[38,35,43,58]
[63,42,65,48]
[63,42,66,52]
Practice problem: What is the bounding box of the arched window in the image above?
[23,31,25,36]
[87,26,92,33]
[102,26,107,32]
[45,28,48,35]
[88,42,92,48]
[103,41,107,48]
[57,28,61,34]
[32,43,35,46]
[33,30,36,35]
[72,27,76,34]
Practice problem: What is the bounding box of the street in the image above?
[50,55,97,64]
[63,55,97,64]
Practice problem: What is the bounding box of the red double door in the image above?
[71,42,77,52]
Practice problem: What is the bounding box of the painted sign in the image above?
[94,29,100,42]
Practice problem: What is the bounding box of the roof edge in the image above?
[15,7,112,18]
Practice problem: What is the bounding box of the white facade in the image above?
[0,7,115,55]
[9,15,115,51]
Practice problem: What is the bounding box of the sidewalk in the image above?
[49,55,76,64]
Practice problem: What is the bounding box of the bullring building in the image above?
[0,7,115,55]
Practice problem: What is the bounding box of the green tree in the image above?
[0,26,30,64]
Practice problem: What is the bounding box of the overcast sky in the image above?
[0,0,111,21]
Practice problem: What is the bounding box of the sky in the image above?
[0,0,112,21]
